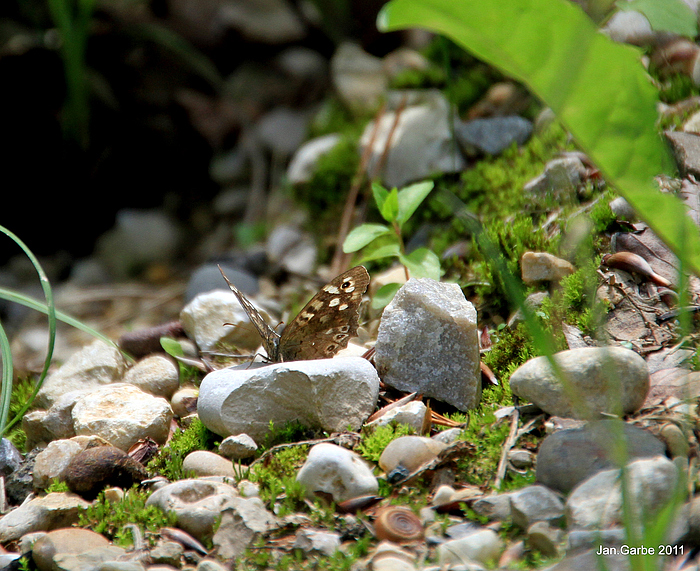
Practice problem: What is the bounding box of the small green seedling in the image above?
[343,180,440,308]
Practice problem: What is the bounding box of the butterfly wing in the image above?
[218,266,281,361]
[278,266,370,361]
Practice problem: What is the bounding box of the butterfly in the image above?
[218,265,370,362]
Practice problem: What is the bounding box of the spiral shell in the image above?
[373,506,424,543]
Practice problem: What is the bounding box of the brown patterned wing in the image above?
[278,266,370,361]
[218,265,281,361]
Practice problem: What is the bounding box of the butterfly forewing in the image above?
[218,265,369,362]
[278,266,370,361]
[218,266,281,361]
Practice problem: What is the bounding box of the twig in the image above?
[493,407,520,489]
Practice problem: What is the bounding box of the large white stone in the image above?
[374,278,480,411]
[197,357,379,441]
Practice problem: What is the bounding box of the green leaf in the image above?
[372,182,389,212]
[359,242,402,262]
[396,181,434,228]
[381,188,400,223]
[371,283,403,310]
[160,337,184,357]
[343,223,391,253]
[399,248,442,280]
[618,0,697,38]
[378,0,700,276]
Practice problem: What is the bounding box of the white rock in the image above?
[331,42,387,111]
[287,134,342,184]
[256,107,309,157]
[180,289,271,353]
[374,278,481,411]
[566,456,679,531]
[0,493,90,543]
[95,208,181,278]
[293,528,341,556]
[378,435,447,476]
[72,383,173,450]
[520,251,575,284]
[296,443,378,503]
[364,400,427,432]
[219,434,258,460]
[197,357,380,441]
[122,355,179,399]
[509,347,649,419]
[35,340,127,409]
[213,495,280,560]
[32,439,83,490]
[146,479,239,541]
[171,386,198,418]
[182,450,235,478]
[360,92,466,188]
[438,528,503,567]
[266,225,317,275]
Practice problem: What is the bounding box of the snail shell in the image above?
[601,252,672,288]
[373,506,424,543]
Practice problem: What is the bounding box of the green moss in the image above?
[249,445,309,513]
[455,404,511,487]
[657,72,700,104]
[459,122,571,221]
[78,487,177,547]
[259,420,319,452]
[146,417,217,480]
[356,423,416,464]
[6,377,36,451]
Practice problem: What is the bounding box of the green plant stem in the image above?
[0,226,57,436]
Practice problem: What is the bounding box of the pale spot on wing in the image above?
[324,285,340,294]
[338,304,349,311]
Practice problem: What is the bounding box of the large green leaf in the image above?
[378,0,700,274]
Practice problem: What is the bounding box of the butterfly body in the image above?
[219,266,370,362]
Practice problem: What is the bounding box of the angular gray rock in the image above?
[509,347,649,419]
[566,456,679,531]
[455,115,533,156]
[197,357,379,441]
[536,419,666,494]
[509,485,565,529]
[212,496,279,560]
[374,278,480,411]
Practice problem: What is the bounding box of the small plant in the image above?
[147,417,216,480]
[343,180,439,308]
[78,487,177,547]
[356,423,416,464]
[160,336,201,383]
[248,445,309,512]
